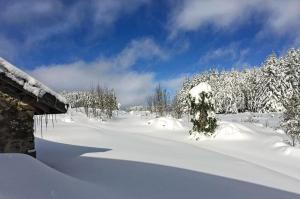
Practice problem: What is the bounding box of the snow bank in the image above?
[218,112,282,130]
[0,154,117,199]
[60,115,74,123]
[189,82,211,103]
[0,57,66,103]
[272,141,300,157]
[213,122,249,140]
[130,110,150,116]
[147,117,184,130]
[188,122,249,141]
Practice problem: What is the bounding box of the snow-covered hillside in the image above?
[1,110,300,199]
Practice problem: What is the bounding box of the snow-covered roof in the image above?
[0,57,68,114]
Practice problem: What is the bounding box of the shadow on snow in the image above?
[36,138,300,199]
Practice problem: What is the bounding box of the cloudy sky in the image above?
[0,0,299,105]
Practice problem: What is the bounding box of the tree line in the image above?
[176,49,299,115]
[61,85,118,119]
[174,48,299,145]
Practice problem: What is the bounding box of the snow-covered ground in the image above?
[1,110,300,199]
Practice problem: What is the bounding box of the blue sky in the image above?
[0,0,299,105]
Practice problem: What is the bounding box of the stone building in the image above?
[0,58,68,157]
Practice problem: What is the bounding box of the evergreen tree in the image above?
[281,94,300,146]
[280,48,300,105]
[279,49,300,145]
[257,53,284,112]
[188,82,217,136]
[240,68,261,112]
[177,77,192,115]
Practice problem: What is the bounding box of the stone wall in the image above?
[0,91,35,157]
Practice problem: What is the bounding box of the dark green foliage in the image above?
[188,88,217,136]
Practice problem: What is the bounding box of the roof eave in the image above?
[0,74,68,115]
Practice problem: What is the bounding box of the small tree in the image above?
[281,94,300,146]
[147,84,169,117]
[188,82,217,136]
[171,93,183,119]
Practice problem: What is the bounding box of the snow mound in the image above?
[129,110,151,117]
[188,122,248,141]
[0,154,112,199]
[272,141,300,157]
[213,122,249,140]
[89,117,105,123]
[188,132,209,141]
[147,117,184,130]
[61,115,74,123]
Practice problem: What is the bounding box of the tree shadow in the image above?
[36,139,300,199]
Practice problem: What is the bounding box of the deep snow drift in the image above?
[0,154,121,199]
[1,110,300,199]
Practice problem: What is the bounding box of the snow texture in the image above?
[0,153,121,199]
[147,117,184,130]
[0,57,66,104]
[1,110,299,199]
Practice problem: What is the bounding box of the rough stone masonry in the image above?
[0,91,35,157]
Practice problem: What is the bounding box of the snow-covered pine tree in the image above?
[232,70,246,112]
[281,93,300,146]
[212,70,242,114]
[257,53,284,112]
[279,49,300,146]
[280,48,300,105]
[240,68,261,112]
[224,70,245,113]
[212,71,225,113]
[188,82,217,136]
[177,77,192,115]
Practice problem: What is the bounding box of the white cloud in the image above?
[169,0,300,43]
[198,43,250,68]
[160,74,188,93]
[29,38,164,105]
[91,0,150,25]
[0,0,150,52]
[0,0,149,30]
[200,48,238,64]
[114,38,168,69]
[0,0,63,24]
[265,1,300,34]
[170,0,251,32]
